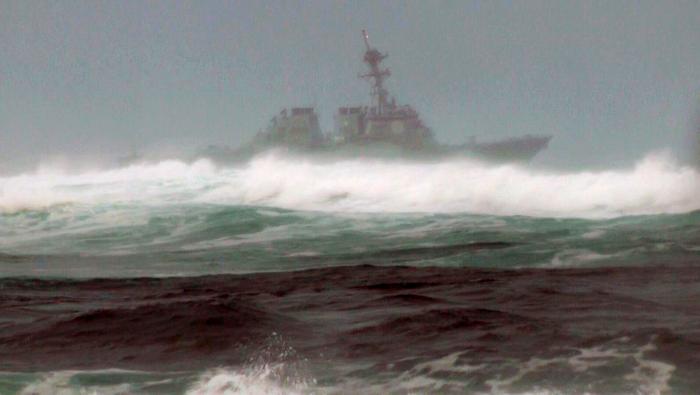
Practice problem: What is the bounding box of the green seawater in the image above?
[1,204,698,278]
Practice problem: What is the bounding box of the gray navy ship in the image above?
[204,30,551,163]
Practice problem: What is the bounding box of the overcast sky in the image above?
[1,0,699,171]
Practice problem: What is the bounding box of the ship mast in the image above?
[360,30,391,115]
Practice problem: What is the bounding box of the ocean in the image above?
[0,151,699,394]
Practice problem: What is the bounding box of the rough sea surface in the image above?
[1,151,699,394]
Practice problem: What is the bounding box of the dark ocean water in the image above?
[1,153,699,394]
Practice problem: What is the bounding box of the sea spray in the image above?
[1,150,698,218]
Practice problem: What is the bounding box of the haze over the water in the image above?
[2,1,700,173]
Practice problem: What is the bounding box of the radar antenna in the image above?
[362,29,371,51]
[359,30,391,115]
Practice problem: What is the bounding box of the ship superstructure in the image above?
[333,30,434,149]
[253,107,323,149]
[239,30,551,162]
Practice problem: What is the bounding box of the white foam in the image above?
[546,248,620,268]
[17,370,137,395]
[334,352,487,394]
[0,159,218,213]
[624,342,675,395]
[1,150,698,218]
[14,365,312,395]
[11,339,677,395]
[186,365,309,395]
[285,251,322,257]
[484,338,676,395]
[581,229,606,239]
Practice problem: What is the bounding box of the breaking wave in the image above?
[186,365,310,395]
[0,150,698,218]
[10,366,310,395]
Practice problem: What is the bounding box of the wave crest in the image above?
[1,151,698,218]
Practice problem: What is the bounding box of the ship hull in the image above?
[454,135,552,163]
[195,135,551,164]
